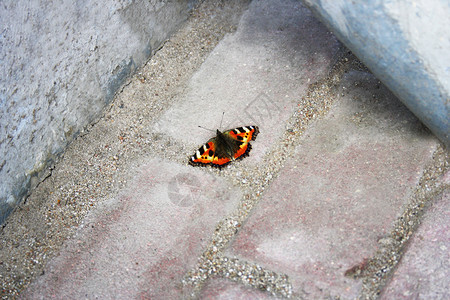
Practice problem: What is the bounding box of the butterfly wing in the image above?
[189,126,259,168]
[222,126,259,160]
[189,139,232,168]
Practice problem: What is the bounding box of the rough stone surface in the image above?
[0,0,196,224]
[227,70,438,299]
[200,278,278,299]
[380,189,450,300]
[22,159,241,299]
[0,0,447,299]
[0,1,251,297]
[153,0,339,162]
[301,0,450,147]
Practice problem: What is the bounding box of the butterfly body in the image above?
[189,126,259,169]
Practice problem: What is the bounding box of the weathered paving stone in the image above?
[200,278,278,299]
[380,188,449,299]
[22,159,241,299]
[153,0,340,165]
[226,70,439,298]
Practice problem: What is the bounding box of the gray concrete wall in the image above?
[302,0,450,147]
[0,0,197,224]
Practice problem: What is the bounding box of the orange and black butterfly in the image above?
[189,126,259,169]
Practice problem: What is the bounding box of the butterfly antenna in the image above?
[197,125,215,132]
[219,111,225,129]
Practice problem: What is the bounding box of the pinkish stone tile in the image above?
[22,158,241,299]
[380,189,449,300]
[153,0,340,165]
[227,71,439,298]
[200,278,277,300]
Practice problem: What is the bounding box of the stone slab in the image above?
[153,0,340,165]
[200,278,277,300]
[22,158,241,299]
[302,0,450,147]
[227,70,438,298]
[380,188,449,299]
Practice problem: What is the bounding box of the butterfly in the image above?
[189,126,259,169]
